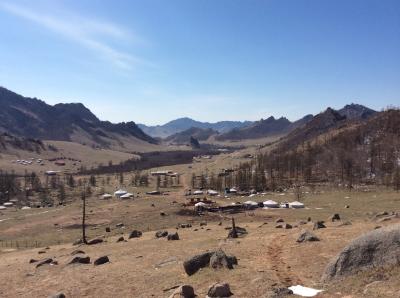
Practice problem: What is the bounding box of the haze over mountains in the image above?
[0,86,380,151]
[138,118,253,138]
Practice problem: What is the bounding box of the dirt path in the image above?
[266,234,303,286]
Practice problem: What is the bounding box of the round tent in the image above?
[244,200,258,206]
[263,200,279,208]
[289,201,305,209]
[3,202,13,207]
[120,193,133,199]
[193,190,203,195]
[102,194,112,200]
[194,202,207,207]
[0,206,6,210]
[114,189,127,197]
[207,190,218,196]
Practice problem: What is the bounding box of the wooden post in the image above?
[82,190,88,244]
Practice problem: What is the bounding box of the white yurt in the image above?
[0,206,6,210]
[114,189,127,198]
[102,193,112,200]
[120,193,133,199]
[229,188,238,193]
[263,200,279,208]
[193,190,203,195]
[207,190,218,196]
[21,206,31,210]
[244,200,258,206]
[289,201,305,209]
[194,202,207,207]
[3,202,13,207]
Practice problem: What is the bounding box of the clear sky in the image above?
[0,0,399,125]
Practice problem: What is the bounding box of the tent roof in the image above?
[263,200,278,205]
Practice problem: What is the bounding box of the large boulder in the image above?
[167,232,180,240]
[322,224,400,281]
[206,283,233,297]
[297,230,320,243]
[87,237,103,245]
[68,256,90,265]
[168,285,196,298]
[183,250,237,276]
[36,258,54,268]
[329,213,341,222]
[94,256,109,266]
[209,249,237,269]
[183,252,213,275]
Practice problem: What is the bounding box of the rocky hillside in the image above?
[215,115,313,141]
[0,87,156,148]
[164,127,218,145]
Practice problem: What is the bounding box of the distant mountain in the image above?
[215,114,313,141]
[338,103,377,120]
[164,127,218,144]
[138,117,252,138]
[0,87,156,149]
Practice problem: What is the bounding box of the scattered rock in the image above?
[207,283,233,297]
[276,218,284,223]
[38,250,46,254]
[87,237,103,245]
[117,236,125,242]
[168,285,196,298]
[322,224,400,281]
[116,223,124,228]
[48,292,66,298]
[313,221,326,230]
[179,223,192,228]
[218,222,222,226]
[284,223,292,229]
[155,230,168,238]
[209,249,237,269]
[307,217,312,222]
[128,230,142,239]
[329,214,341,222]
[167,232,180,241]
[297,230,320,243]
[36,258,54,268]
[377,215,397,223]
[105,227,111,232]
[375,211,389,218]
[345,205,350,209]
[71,250,85,255]
[275,224,284,229]
[29,259,38,263]
[68,255,90,265]
[160,212,166,216]
[94,256,109,266]
[183,252,214,275]
[200,222,207,226]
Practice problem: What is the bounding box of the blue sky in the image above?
[0,0,399,125]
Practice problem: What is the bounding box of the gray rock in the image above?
[167,232,180,241]
[313,221,326,230]
[105,227,111,232]
[276,218,284,223]
[71,250,85,255]
[155,230,168,238]
[322,224,400,281]
[209,249,237,270]
[36,258,54,268]
[183,252,214,276]
[297,230,320,243]
[329,213,341,222]
[87,237,103,245]
[117,236,125,242]
[207,283,233,297]
[168,285,196,298]
[68,256,90,265]
[94,256,109,266]
[128,230,142,239]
